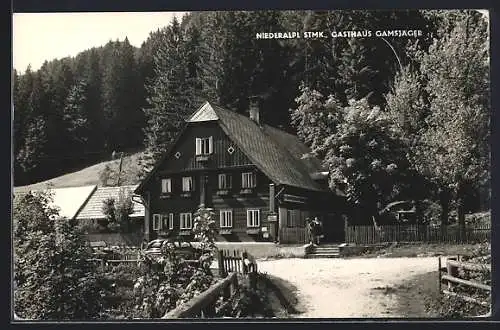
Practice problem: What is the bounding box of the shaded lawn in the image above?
[353,243,487,259]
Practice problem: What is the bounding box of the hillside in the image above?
[14,151,144,193]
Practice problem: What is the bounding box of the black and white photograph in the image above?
[12,8,491,320]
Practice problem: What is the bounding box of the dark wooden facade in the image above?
[136,102,347,243]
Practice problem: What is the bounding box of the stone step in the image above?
[313,248,340,252]
[305,253,340,259]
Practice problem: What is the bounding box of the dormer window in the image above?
[161,178,172,193]
[195,137,213,155]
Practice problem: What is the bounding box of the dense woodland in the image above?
[13,10,490,232]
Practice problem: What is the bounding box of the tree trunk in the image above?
[439,188,451,239]
[457,182,467,243]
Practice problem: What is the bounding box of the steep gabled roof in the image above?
[76,185,144,220]
[136,101,326,194]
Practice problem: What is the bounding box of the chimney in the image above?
[249,97,260,125]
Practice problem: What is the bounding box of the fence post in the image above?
[241,251,248,274]
[438,257,442,293]
[446,257,459,290]
[218,250,226,277]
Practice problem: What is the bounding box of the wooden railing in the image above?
[163,249,259,318]
[438,256,491,307]
[162,272,239,318]
[346,224,491,244]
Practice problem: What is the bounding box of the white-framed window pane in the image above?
[168,213,174,230]
[153,214,161,230]
[180,213,193,229]
[247,209,260,227]
[242,172,256,188]
[195,138,201,155]
[218,173,232,189]
[161,178,171,193]
[220,209,233,228]
[196,137,213,155]
[161,214,169,229]
[182,176,194,191]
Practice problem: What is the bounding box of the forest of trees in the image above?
[13,10,490,233]
[13,10,433,184]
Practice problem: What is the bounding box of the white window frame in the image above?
[180,213,193,230]
[160,213,174,230]
[247,209,260,228]
[168,213,174,230]
[242,172,257,188]
[161,178,172,193]
[218,173,232,189]
[220,209,233,228]
[182,176,194,192]
[152,214,161,231]
[195,136,213,155]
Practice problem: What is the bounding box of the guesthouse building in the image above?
[134,101,347,244]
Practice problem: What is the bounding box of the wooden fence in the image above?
[163,272,240,318]
[164,249,259,318]
[346,224,490,244]
[279,227,309,244]
[438,256,491,307]
[217,249,258,276]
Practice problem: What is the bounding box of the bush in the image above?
[14,190,104,320]
[215,273,274,318]
[131,206,218,319]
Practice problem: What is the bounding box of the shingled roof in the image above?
[76,185,145,220]
[136,101,327,193]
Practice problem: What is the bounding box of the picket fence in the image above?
[346,224,490,245]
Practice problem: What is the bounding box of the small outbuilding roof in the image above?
[13,185,97,220]
[75,185,144,220]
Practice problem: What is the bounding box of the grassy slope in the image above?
[14,151,145,192]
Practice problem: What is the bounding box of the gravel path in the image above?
[258,257,439,318]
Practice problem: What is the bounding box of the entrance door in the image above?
[322,213,345,243]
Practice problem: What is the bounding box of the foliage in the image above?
[14,10,440,186]
[291,86,410,220]
[433,243,490,317]
[100,188,134,232]
[218,273,274,318]
[14,190,104,320]
[131,205,217,319]
[386,11,489,236]
[141,17,203,173]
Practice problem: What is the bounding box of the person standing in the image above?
[312,217,323,245]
